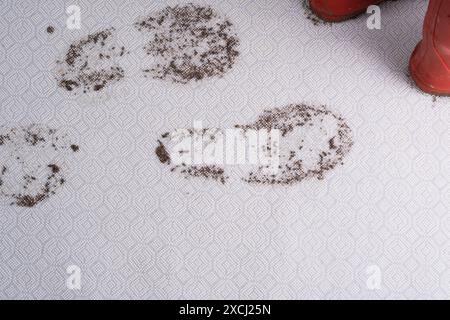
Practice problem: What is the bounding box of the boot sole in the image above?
[409,46,450,97]
[409,66,450,97]
[309,0,385,23]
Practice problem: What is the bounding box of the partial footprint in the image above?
[135,3,240,84]
[56,27,129,94]
[155,104,353,186]
[0,125,79,207]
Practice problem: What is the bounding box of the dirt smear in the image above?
[155,140,171,164]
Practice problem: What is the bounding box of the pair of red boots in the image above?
[310,0,450,96]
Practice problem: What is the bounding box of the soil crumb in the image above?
[70,144,80,152]
[134,3,240,84]
[0,125,79,208]
[56,28,128,94]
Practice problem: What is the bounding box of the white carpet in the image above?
[0,0,449,299]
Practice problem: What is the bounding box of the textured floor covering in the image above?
[0,0,449,299]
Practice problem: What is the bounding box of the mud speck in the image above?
[70,144,80,152]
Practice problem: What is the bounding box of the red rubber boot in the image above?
[409,0,450,96]
[309,0,385,22]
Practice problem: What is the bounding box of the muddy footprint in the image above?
[56,27,129,94]
[0,125,79,207]
[155,104,353,186]
[135,3,240,84]
[56,4,239,93]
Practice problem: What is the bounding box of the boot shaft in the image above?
[424,0,450,63]
[410,0,450,95]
